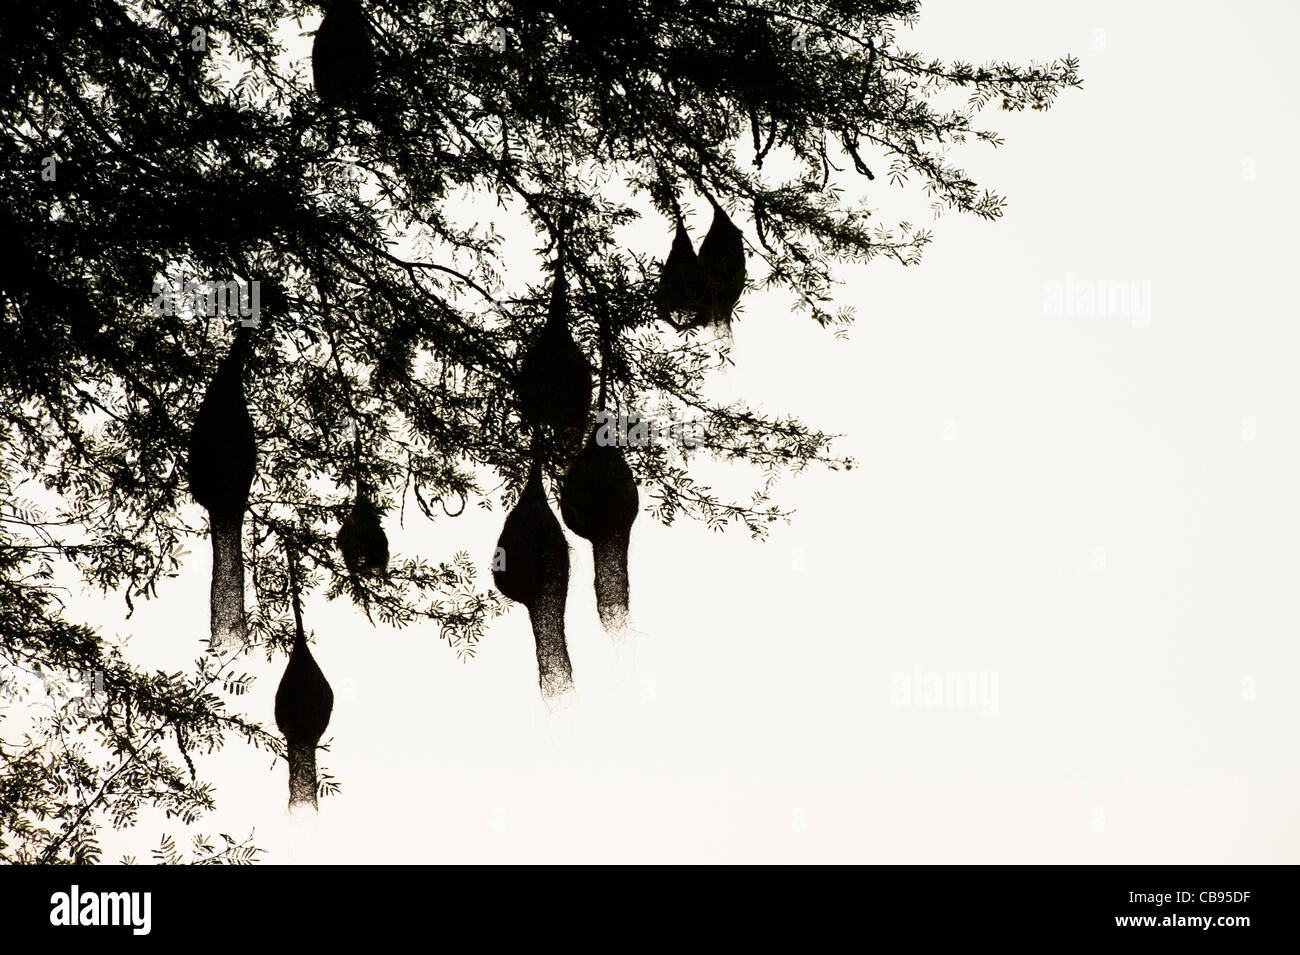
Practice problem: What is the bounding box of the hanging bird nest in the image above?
[337,493,389,577]
[694,199,747,328]
[186,326,256,649]
[515,269,593,461]
[654,218,704,324]
[275,637,334,811]
[275,549,334,812]
[560,429,639,633]
[654,197,747,332]
[312,0,376,108]
[492,462,574,701]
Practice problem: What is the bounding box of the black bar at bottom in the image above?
[0,864,1291,942]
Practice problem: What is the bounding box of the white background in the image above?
[56,0,1300,863]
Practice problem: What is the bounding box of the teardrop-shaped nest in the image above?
[312,0,377,107]
[561,432,638,633]
[654,220,704,322]
[560,432,638,544]
[275,636,333,810]
[337,495,389,576]
[694,204,747,328]
[187,337,256,521]
[492,466,575,699]
[493,467,569,609]
[275,638,334,747]
[516,277,593,459]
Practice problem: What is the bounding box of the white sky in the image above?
[30,0,1300,863]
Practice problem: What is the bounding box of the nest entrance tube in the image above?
[208,515,247,648]
[529,571,574,701]
[186,327,256,651]
[591,528,632,633]
[492,461,575,703]
[285,740,321,810]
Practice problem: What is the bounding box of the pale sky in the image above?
[42,0,1300,863]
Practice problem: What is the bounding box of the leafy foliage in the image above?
[0,0,1079,861]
